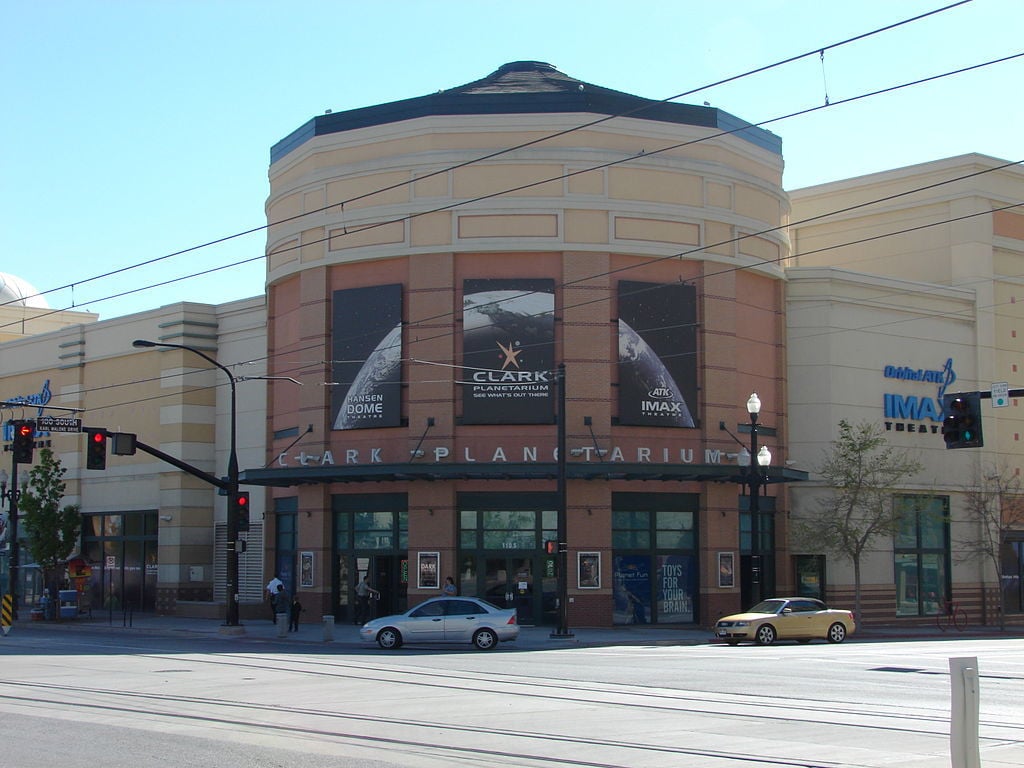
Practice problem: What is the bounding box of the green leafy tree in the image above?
[18,448,81,616]
[792,420,923,624]
[956,466,1024,631]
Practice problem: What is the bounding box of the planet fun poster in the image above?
[462,278,555,424]
[331,284,402,430]
[617,281,697,427]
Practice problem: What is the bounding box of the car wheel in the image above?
[473,628,498,650]
[755,624,776,645]
[827,622,847,643]
[377,627,402,649]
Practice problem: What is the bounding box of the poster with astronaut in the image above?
[617,280,697,427]
[331,284,402,430]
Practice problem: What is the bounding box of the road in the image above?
[1,629,1022,767]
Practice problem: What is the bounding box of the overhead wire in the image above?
[6,47,1019,340]
[3,1,975,314]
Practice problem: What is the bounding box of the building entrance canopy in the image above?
[239,462,809,487]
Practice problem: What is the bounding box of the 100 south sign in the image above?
[882,357,956,435]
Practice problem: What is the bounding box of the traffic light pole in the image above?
[2,457,23,620]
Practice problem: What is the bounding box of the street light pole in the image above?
[1,466,30,620]
[742,393,771,605]
[133,339,240,627]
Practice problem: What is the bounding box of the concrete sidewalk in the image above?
[12,611,1022,649]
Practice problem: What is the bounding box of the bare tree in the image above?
[792,420,923,624]
[956,466,1024,630]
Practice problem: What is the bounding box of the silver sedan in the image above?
[359,596,520,650]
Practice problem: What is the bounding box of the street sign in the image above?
[992,382,1009,408]
[36,416,83,433]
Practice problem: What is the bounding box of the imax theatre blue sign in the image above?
[882,358,955,434]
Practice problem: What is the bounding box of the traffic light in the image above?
[232,491,250,532]
[544,540,557,555]
[84,428,108,469]
[11,420,36,463]
[941,393,984,449]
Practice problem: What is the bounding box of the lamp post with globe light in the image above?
[738,393,771,606]
[132,339,241,627]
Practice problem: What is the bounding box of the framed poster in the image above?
[578,551,601,589]
[330,284,403,430]
[617,280,697,427]
[718,552,735,589]
[417,551,440,589]
[462,278,555,424]
[300,551,314,588]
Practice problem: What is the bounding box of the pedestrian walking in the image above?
[442,576,457,596]
[355,573,379,624]
[273,584,290,622]
[266,574,283,623]
[289,593,304,632]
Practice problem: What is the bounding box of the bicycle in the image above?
[935,600,967,632]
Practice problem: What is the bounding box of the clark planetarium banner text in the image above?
[462,278,555,424]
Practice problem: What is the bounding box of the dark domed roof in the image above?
[272,61,780,163]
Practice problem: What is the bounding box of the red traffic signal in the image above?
[232,491,251,532]
[84,428,108,470]
[11,420,36,463]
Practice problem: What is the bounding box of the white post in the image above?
[276,613,288,638]
[949,656,981,768]
[322,615,335,642]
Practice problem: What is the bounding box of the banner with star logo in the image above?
[462,278,555,424]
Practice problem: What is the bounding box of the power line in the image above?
[4,2,973,313]
[8,46,1017,339]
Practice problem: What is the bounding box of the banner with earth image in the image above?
[331,284,402,430]
[617,280,697,427]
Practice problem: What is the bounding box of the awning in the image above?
[239,462,809,487]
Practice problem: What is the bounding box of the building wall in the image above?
[787,154,1024,625]
[1,297,268,616]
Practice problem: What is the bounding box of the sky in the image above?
[2,0,1021,321]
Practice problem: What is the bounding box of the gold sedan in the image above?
[715,597,856,646]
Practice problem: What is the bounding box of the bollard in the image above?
[276,613,288,638]
[949,656,981,768]
[322,615,335,642]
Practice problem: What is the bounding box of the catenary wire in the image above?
[2,1,974,312]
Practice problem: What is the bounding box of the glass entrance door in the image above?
[484,556,535,625]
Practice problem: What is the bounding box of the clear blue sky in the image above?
[3,0,1021,320]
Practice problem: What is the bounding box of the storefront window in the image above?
[894,495,949,617]
[612,494,698,625]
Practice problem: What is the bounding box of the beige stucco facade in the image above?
[786,154,1024,623]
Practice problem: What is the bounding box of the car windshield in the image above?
[748,599,787,614]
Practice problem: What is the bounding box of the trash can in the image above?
[59,590,79,619]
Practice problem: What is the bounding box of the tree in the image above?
[956,466,1024,630]
[18,448,81,617]
[791,420,923,624]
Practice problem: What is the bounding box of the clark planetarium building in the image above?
[244,61,807,627]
